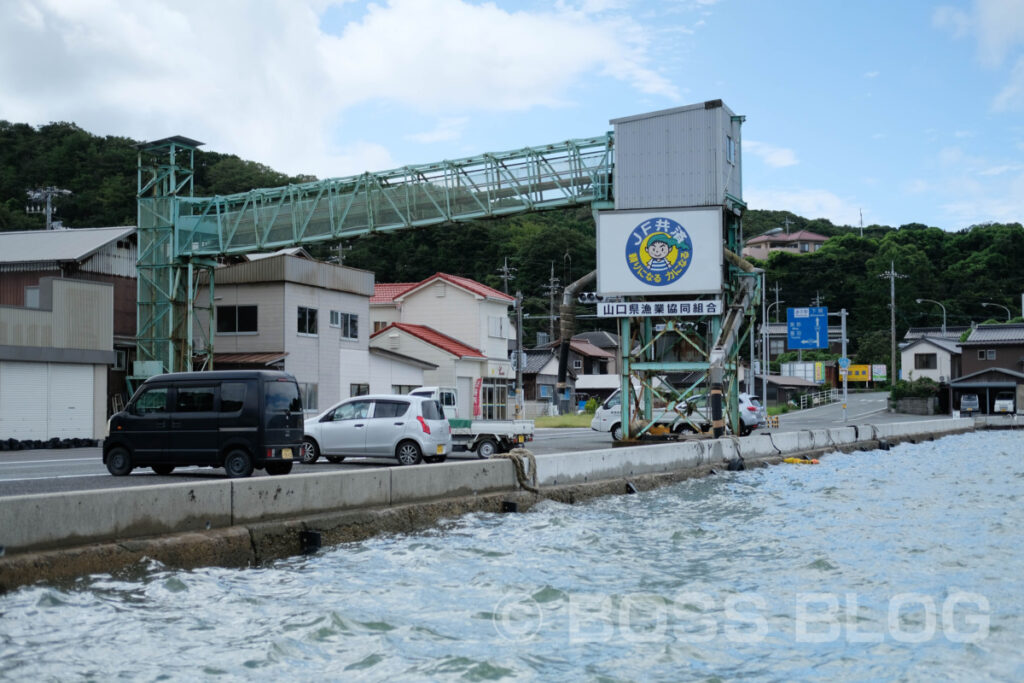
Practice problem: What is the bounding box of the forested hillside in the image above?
[2,120,1022,358]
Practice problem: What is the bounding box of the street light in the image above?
[915,298,947,336]
[766,300,786,323]
[981,302,1011,322]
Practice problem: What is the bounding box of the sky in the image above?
[1,0,1023,231]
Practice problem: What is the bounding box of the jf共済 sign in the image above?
[596,208,723,296]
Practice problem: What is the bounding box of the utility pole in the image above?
[879,261,907,383]
[542,262,560,342]
[782,217,794,234]
[497,257,517,294]
[331,242,352,265]
[26,186,72,230]
[859,209,864,238]
[515,290,524,418]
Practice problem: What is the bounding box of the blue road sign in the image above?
[838,356,851,369]
[787,306,828,349]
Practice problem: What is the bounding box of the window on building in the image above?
[488,316,510,338]
[298,383,318,412]
[350,383,369,397]
[726,135,735,164]
[374,321,389,333]
[217,305,258,334]
[914,353,937,370]
[480,379,508,420]
[770,339,786,355]
[24,286,39,309]
[113,349,127,371]
[330,310,359,339]
[391,384,418,395]
[987,349,996,360]
[572,359,583,370]
[298,306,318,335]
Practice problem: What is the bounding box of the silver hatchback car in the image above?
[300,394,451,466]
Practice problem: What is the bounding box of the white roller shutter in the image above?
[47,364,94,439]
[0,361,48,440]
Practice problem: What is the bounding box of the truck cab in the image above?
[409,387,458,419]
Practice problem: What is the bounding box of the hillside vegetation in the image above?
[2,120,1021,358]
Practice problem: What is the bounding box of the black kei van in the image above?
[103,370,304,478]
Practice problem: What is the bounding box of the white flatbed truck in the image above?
[409,387,534,458]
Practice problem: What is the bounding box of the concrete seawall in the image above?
[0,416,1010,591]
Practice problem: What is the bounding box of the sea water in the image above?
[1,430,1022,681]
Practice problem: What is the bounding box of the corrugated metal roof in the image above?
[963,323,1024,344]
[204,352,288,365]
[0,226,135,264]
[523,349,556,374]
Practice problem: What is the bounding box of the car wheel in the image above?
[300,438,320,464]
[740,424,752,437]
[395,440,422,466]
[611,423,623,441]
[475,438,498,459]
[106,447,133,476]
[325,455,346,464]
[151,464,175,475]
[266,461,293,476]
[224,449,254,478]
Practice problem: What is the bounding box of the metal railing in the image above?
[800,388,840,410]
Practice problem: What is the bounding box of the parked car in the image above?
[738,393,768,436]
[300,394,451,466]
[960,393,980,415]
[103,370,304,478]
[993,391,1015,414]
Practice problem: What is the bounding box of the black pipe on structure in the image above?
[710,369,725,438]
[556,269,596,414]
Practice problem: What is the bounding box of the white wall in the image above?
[901,343,954,383]
[368,354,426,394]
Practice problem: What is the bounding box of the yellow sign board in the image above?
[847,364,871,382]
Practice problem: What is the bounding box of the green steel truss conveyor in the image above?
[136,135,613,374]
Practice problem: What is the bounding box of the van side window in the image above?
[135,387,169,415]
[221,382,246,413]
[176,385,216,412]
[373,400,409,419]
[441,391,456,407]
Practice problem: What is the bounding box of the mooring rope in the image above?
[494,448,539,493]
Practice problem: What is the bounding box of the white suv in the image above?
[737,393,767,436]
[300,394,451,466]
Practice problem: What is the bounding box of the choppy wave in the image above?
[2,431,1023,681]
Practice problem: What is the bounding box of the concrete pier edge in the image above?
[1,416,1018,592]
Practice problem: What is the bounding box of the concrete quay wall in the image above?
[0,417,992,591]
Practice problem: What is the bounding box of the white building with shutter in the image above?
[0,277,114,440]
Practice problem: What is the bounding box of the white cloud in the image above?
[864,71,879,78]
[0,0,680,179]
[744,188,862,227]
[405,117,469,144]
[993,55,1024,110]
[743,141,798,168]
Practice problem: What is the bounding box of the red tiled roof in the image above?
[371,322,486,358]
[746,230,829,245]
[394,273,515,303]
[370,282,416,304]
